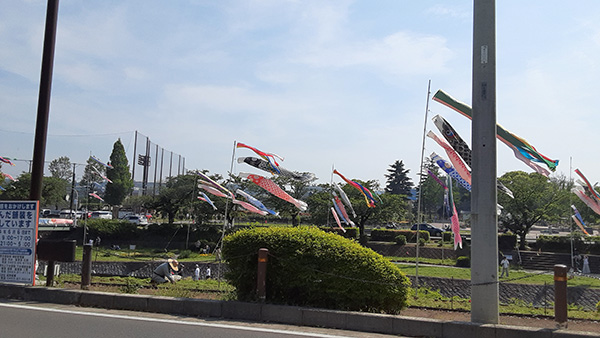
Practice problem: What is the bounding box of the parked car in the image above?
[411,223,444,237]
[90,211,112,220]
[122,214,148,225]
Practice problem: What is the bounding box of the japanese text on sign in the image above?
[0,201,38,285]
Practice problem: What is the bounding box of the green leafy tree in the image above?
[415,158,446,220]
[48,156,72,181]
[384,160,413,198]
[104,139,133,206]
[80,156,105,188]
[498,171,569,248]
[153,174,197,224]
[1,172,68,209]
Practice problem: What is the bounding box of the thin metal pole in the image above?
[415,79,432,292]
[218,140,237,288]
[159,148,164,190]
[153,144,158,195]
[131,130,137,181]
[471,0,499,324]
[30,0,60,201]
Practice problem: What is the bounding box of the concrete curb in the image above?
[0,283,595,338]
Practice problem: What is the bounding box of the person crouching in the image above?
[151,259,181,284]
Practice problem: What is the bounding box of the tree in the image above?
[153,174,197,224]
[104,139,133,206]
[48,156,72,181]
[384,160,413,198]
[415,158,446,220]
[498,171,569,248]
[0,172,68,209]
[80,156,105,188]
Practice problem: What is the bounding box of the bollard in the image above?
[257,248,269,301]
[81,244,93,290]
[554,264,568,326]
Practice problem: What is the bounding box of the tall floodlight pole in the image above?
[30,0,59,201]
[471,0,498,324]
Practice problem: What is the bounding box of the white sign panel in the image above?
[0,201,38,285]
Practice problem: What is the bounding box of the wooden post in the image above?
[81,244,92,289]
[46,261,55,287]
[257,248,268,301]
[554,264,568,326]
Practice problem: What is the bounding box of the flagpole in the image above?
[415,79,432,294]
[218,140,237,286]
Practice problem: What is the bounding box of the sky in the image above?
[1,1,600,189]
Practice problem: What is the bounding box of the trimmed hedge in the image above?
[85,219,140,240]
[536,235,600,254]
[320,226,359,239]
[370,229,430,242]
[222,226,411,314]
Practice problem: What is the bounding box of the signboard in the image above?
[0,201,38,285]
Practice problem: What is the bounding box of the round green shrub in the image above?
[223,226,411,314]
[395,235,407,246]
[456,256,471,267]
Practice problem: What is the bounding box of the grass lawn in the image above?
[394,262,600,288]
[75,246,218,262]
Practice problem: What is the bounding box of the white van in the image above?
[91,211,113,219]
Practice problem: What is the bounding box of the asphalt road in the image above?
[0,300,403,338]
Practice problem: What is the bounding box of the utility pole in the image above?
[30,0,59,201]
[471,0,499,324]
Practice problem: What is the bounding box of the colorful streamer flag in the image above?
[199,183,232,199]
[198,192,218,210]
[92,166,112,183]
[572,186,600,215]
[432,115,472,167]
[0,156,15,166]
[232,199,268,216]
[89,192,104,201]
[333,169,376,208]
[570,205,589,235]
[332,192,355,226]
[331,197,351,226]
[236,142,284,174]
[330,207,346,233]
[575,169,600,202]
[332,183,356,218]
[0,186,5,191]
[432,90,558,174]
[426,169,447,190]
[238,172,308,211]
[427,131,471,184]
[2,173,17,182]
[236,189,279,216]
[571,215,590,236]
[431,152,471,192]
[446,176,462,250]
[90,155,113,169]
[196,172,234,198]
[237,157,316,182]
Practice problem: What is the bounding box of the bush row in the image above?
[320,226,359,239]
[371,229,430,242]
[536,235,600,254]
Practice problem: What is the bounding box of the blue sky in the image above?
[1,1,600,188]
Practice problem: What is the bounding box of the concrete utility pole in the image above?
[471,0,499,324]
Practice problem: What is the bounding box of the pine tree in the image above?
[104,139,133,205]
[384,160,413,198]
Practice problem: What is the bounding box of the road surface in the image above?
[0,300,404,338]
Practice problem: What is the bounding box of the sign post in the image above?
[0,201,39,285]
